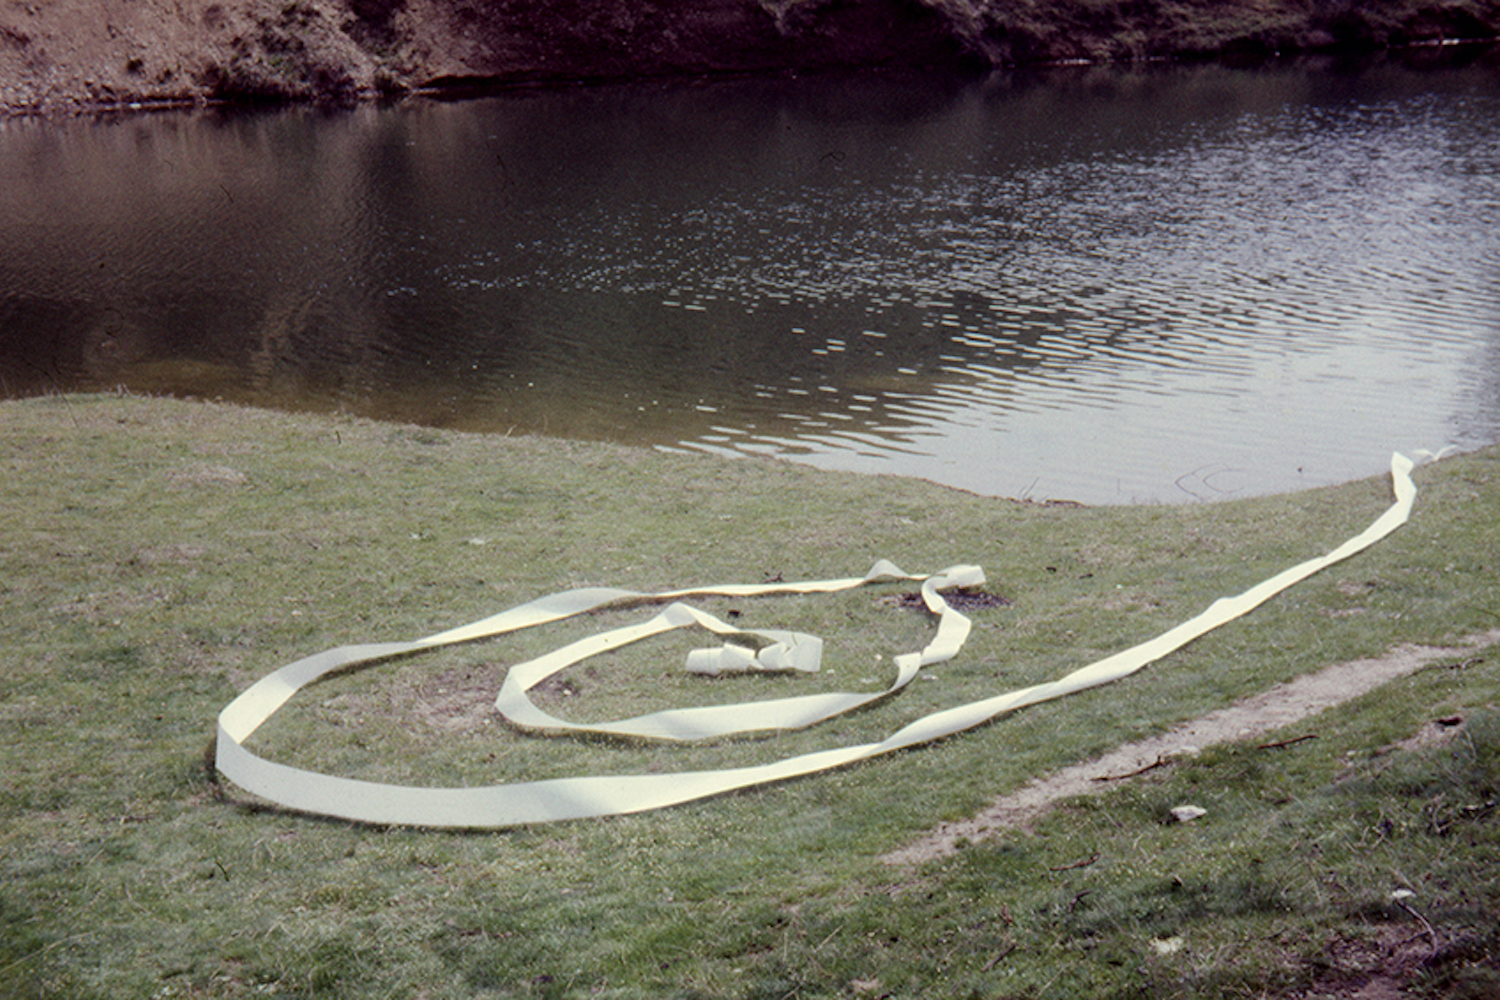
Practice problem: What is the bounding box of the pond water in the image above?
[2,54,1498,503]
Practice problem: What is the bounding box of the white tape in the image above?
[215,454,1419,828]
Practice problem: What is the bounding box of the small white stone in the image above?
[1150,936,1185,955]
[1170,805,1208,823]
[1391,888,1416,901]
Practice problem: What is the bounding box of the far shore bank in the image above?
[2,0,1498,118]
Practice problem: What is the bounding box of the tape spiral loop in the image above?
[216,454,1418,828]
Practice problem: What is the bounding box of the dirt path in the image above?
[882,628,1500,866]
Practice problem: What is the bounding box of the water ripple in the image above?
[3,62,1498,502]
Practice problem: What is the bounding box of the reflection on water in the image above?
[2,56,1498,503]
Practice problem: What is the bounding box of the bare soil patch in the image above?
[1295,924,1438,1000]
[410,665,504,733]
[883,628,1500,866]
[894,587,1013,611]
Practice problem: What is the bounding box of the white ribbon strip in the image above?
[216,453,1418,828]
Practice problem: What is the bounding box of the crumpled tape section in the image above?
[216,453,1418,828]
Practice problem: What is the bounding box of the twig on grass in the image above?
[1257,734,1319,750]
[1428,798,1497,836]
[981,943,1018,971]
[1416,654,1485,675]
[1049,853,1099,873]
[1093,755,1170,781]
[1395,897,1439,959]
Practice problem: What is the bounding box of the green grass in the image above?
[1,392,1497,998]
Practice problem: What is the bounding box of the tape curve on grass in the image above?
[216,453,1418,828]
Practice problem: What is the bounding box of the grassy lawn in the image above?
[2,392,1497,999]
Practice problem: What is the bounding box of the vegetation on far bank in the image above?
[2,392,1497,998]
[1,0,1497,116]
[929,0,1500,66]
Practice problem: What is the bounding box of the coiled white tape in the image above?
[215,454,1418,828]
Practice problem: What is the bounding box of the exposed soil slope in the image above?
[2,0,1498,115]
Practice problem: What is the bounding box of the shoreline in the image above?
[2,0,1498,119]
[11,39,1500,123]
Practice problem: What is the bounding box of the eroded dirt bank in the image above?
[2,0,1498,116]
